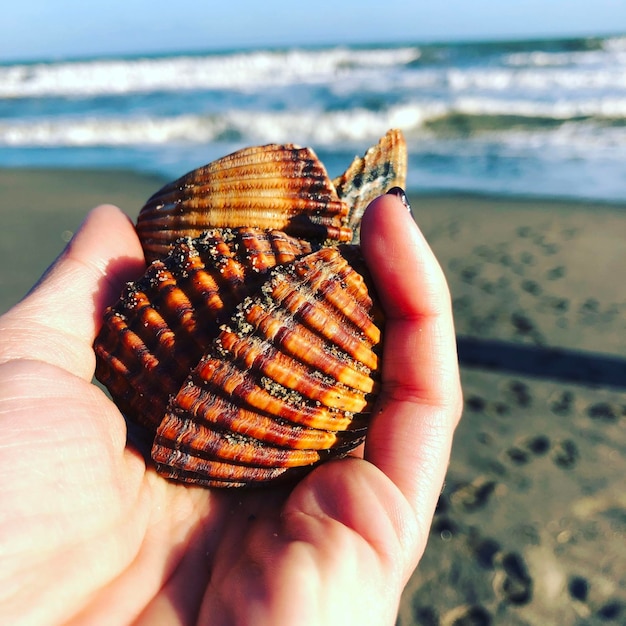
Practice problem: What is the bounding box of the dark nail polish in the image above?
[386,186,411,212]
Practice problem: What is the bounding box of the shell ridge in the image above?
[97,311,190,390]
[194,356,334,425]
[265,255,380,369]
[218,326,370,410]
[176,343,361,431]
[170,374,344,447]
[152,443,291,483]
[241,303,375,392]
[146,144,309,199]
[154,414,323,469]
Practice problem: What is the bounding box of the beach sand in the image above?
[0,168,165,314]
[398,195,626,625]
[2,169,625,624]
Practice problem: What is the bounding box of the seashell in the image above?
[151,246,382,488]
[95,130,406,487]
[333,128,407,241]
[94,228,313,431]
[136,129,406,262]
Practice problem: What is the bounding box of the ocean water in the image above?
[1,35,626,202]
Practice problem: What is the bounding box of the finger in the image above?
[0,204,145,380]
[360,193,462,515]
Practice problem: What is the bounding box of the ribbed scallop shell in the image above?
[136,129,406,262]
[333,128,407,240]
[152,246,382,487]
[94,228,313,430]
[137,144,350,264]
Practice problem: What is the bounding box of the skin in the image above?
[0,193,462,625]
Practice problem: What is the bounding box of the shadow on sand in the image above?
[457,336,626,390]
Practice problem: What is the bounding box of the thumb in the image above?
[360,193,462,514]
[0,204,145,380]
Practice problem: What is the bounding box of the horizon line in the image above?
[1,29,624,66]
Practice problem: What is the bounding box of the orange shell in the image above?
[152,246,382,487]
[137,144,351,263]
[94,228,312,430]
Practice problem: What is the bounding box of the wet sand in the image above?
[0,168,165,314]
[1,169,625,624]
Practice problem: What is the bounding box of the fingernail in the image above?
[386,186,411,212]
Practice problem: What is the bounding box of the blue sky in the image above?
[1,0,624,62]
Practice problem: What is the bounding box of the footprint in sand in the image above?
[597,600,623,621]
[485,400,511,418]
[520,251,535,266]
[460,264,482,284]
[541,242,559,255]
[523,434,551,456]
[505,446,531,465]
[587,401,624,422]
[472,536,501,569]
[473,244,496,262]
[493,551,533,606]
[568,575,589,602]
[474,393,512,422]
[465,395,487,413]
[521,279,542,295]
[551,439,579,469]
[505,433,551,466]
[548,389,575,416]
[511,311,544,342]
[501,379,533,408]
[450,477,497,512]
[540,295,570,314]
[413,605,439,626]
[546,265,566,280]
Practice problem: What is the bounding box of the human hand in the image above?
[0,193,462,626]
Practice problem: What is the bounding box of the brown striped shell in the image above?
[95,130,406,487]
[333,127,407,242]
[152,247,382,487]
[137,129,406,262]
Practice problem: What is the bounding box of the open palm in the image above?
[0,194,461,626]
